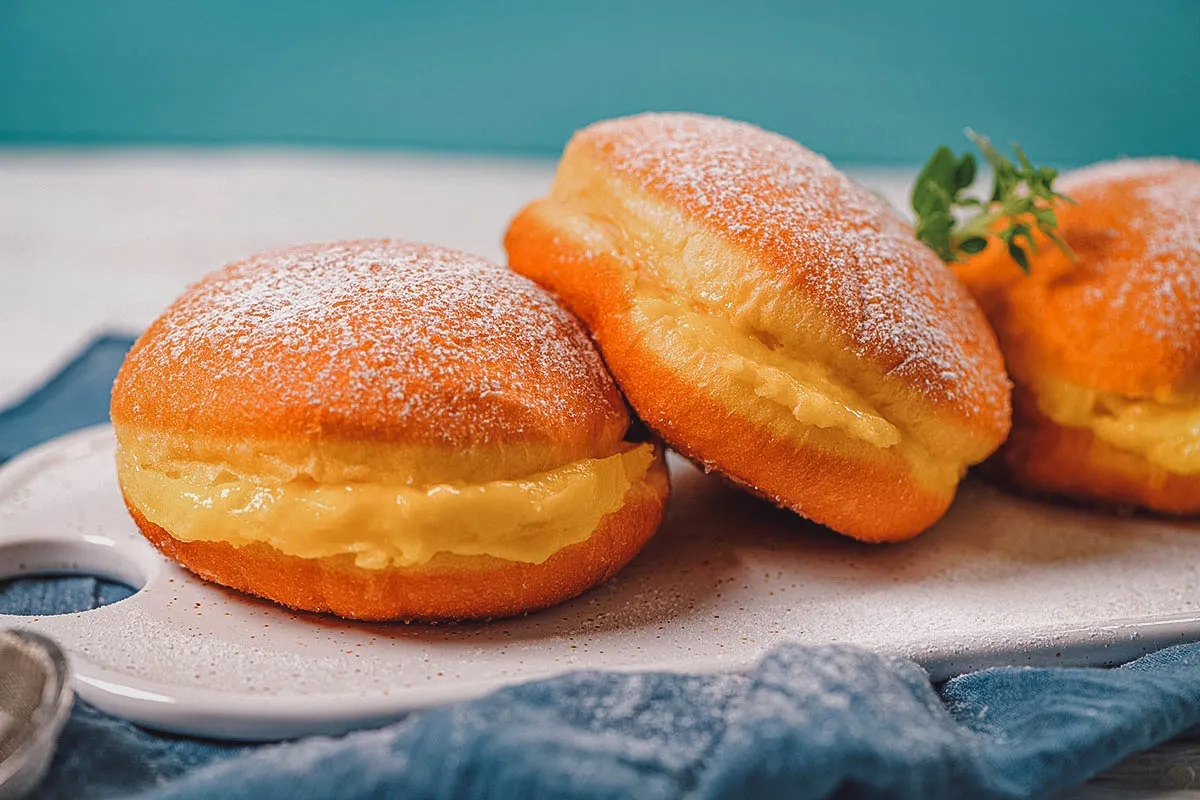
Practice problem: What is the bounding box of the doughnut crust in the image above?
[505,113,1011,541]
[957,159,1200,513]
[111,240,669,621]
[1000,388,1200,515]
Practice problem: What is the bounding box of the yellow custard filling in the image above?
[629,293,965,491]
[1034,378,1200,474]
[117,442,656,569]
[634,295,899,447]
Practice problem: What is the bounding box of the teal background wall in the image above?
[1,1,1197,164]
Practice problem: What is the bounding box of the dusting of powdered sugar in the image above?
[1059,157,1192,189]
[577,113,1008,420]
[117,240,620,444]
[1061,158,1200,346]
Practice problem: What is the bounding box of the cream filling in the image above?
[1034,377,1200,474]
[630,293,966,490]
[117,442,657,569]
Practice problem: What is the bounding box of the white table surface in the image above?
[0,150,1192,797]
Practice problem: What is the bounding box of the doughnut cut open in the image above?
[506,113,1011,541]
[111,240,669,621]
[957,158,1200,514]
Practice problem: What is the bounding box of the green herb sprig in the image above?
[911,129,1075,272]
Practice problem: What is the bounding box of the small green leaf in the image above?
[912,181,944,219]
[912,146,956,218]
[919,147,955,184]
[953,154,977,191]
[1008,242,1030,273]
[959,237,989,254]
[915,208,956,260]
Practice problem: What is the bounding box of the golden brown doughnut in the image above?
[505,113,1011,541]
[957,158,1200,513]
[111,240,669,621]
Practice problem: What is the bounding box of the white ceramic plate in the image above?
[2,425,1200,740]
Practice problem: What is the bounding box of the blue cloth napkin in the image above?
[6,336,1200,800]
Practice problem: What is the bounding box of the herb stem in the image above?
[911,132,1074,272]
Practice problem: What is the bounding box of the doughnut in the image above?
[505,113,1011,541]
[110,240,669,621]
[957,158,1200,513]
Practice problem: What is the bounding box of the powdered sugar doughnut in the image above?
[957,158,1200,513]
[111,240,669,621]
[506,113,1011,541]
